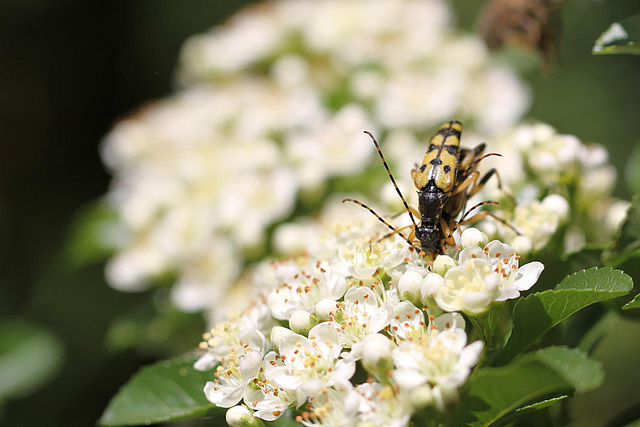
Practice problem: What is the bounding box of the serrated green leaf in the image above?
[99,356,222,426]
[64,199,120,269]
[496,268,633,365]
[605,195,640,266]
[554,267,633,292]
[593,15,640,55]
[454,347,603,427]
[622,293,640,310]
[0,318,64,402]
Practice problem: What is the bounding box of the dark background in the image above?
[0,0,638,425]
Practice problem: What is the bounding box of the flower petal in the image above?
[514,261,544,291]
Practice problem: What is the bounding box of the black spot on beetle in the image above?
[445,145,459,155]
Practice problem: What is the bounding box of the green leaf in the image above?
[0,318,64,402]
[99,355,222,426]
[496,268,633,365]
[623,293,640,310]
[454,347,603,427]
[605,195,640,266]
[593,15,640,55]
[64,199,119,269]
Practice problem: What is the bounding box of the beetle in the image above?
[344,120,512,258]
[410,120,464,254]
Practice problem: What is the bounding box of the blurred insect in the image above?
[344,121,514,258]
[479,0,564,73]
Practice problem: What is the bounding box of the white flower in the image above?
[266,323,356,406]
[298,381,361,427]
[179,11,283,77]
[456,240,544,302]
[436,258,499,315]
[576,164,616,205]
[330,286,393,350]
[335,235,410,280]
[392,328,482,409]
[203,348,263,408]
[244,354,297,421]
[104,245,166,292]
[509,199,565,252]
[464,65,531,135]
[375,69,465,129]
[195,309,268,371]
[170,240,242,312]
[353,382,413,427]
[285,104,375,188]
[265,257,347,321]
[541,194,570,222]
[389,301,426,342]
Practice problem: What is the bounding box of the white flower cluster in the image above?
[340,121,628,259]
[178,0,530,135]
[196,221,544,425]
[473,122,629,254]
[100,0,531,312]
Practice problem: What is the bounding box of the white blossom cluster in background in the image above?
[100,0,531,313]
[471,122,629,255]
[178,0,530,135]
[195,215,544,426]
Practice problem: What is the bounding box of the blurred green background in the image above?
[0,0,638,426]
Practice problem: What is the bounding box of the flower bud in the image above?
[289,310,316,335]
[578,142,608,167]
[460,227,488,248]
[605,200,630,233]
[541,194,569,222]
[511,235,532,255]
[226,405,264,427]
[361,333,394,377]
[420,272,444,303]
[410,386,434,409]
[398,269,423,305]
[315,298,339,321]
[432,255,455,276]
[270,326,294,351]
